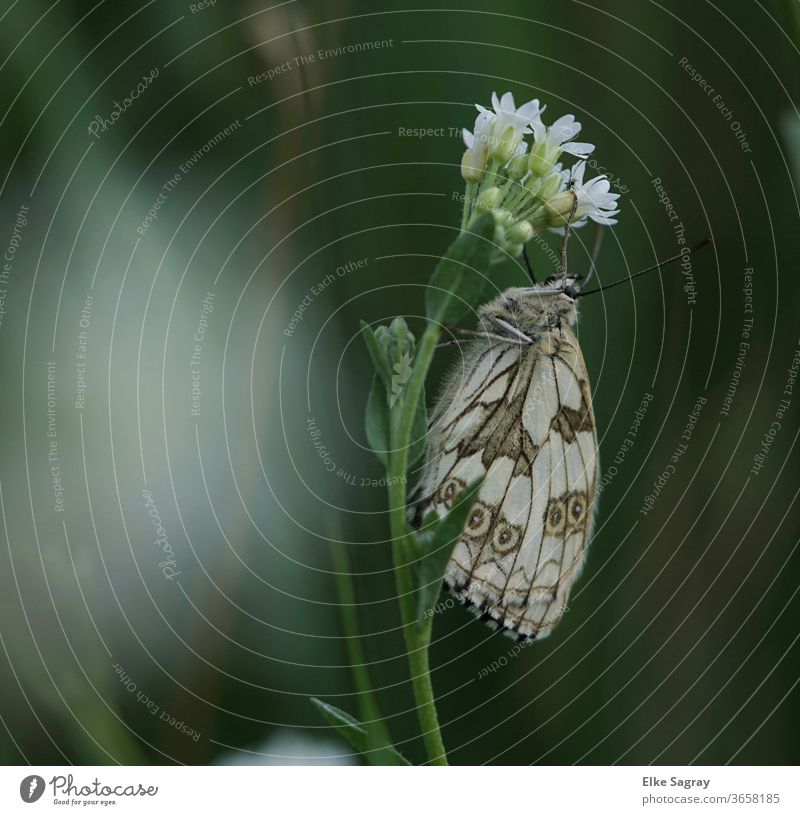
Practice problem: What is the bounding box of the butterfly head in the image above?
[480,279,579,338]
[539,274,582,301]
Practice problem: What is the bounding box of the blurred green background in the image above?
[0,0,798,765]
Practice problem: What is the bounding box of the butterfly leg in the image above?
[582,224,605,289]
[443,325,531,345]
[435,338,472,349]
[522,246,536,284]
[559,192,579,281]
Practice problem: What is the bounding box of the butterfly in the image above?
[411,273,596,641]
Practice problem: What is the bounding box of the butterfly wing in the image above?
[415,323,597,640]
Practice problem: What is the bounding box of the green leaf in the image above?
[414,478,483,625]
[360,321,393,388]
[425,213,496,325]
[310,698,412,765]
[365,375,390,465]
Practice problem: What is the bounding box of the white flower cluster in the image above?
[460,91,620,256]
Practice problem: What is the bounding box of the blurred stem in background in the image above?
[782,0,800,52]
[329,533,392,751]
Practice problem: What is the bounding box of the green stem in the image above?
[387,323,448,765]
[505,177,530,215]
[473,159,499,211]
[461,180,476,230]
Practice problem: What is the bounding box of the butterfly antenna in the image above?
[522,246,536,284]
[578,237,712,297]
[581,225,605,289]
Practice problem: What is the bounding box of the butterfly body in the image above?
[415,282,597,640]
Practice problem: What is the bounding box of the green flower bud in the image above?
[528,140,556,177]
[490,125,521,163]
[524,174,543,196]
[538,173,564,202]
[544,191,578,226]
[375,317,415,368]
[507,220,534,244]
[526,204,548,229]
[460,147,484,182]
[476,186,503,211]
[493,208,515,228]
[492,221,506,248]
[505,153,529,181]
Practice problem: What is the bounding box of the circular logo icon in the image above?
[19,775,45,803]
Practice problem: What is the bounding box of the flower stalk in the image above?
[386,321,448,764]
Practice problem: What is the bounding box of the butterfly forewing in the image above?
[415,289,598,640]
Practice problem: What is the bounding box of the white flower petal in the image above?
[517,98,541,119]
[562,141,594,158]
[568,161,586,184]
[513,140,528,157]
[550,115,580,141]
[531,118,546,141]
[590,213,619,225]
[500,91,516,111]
